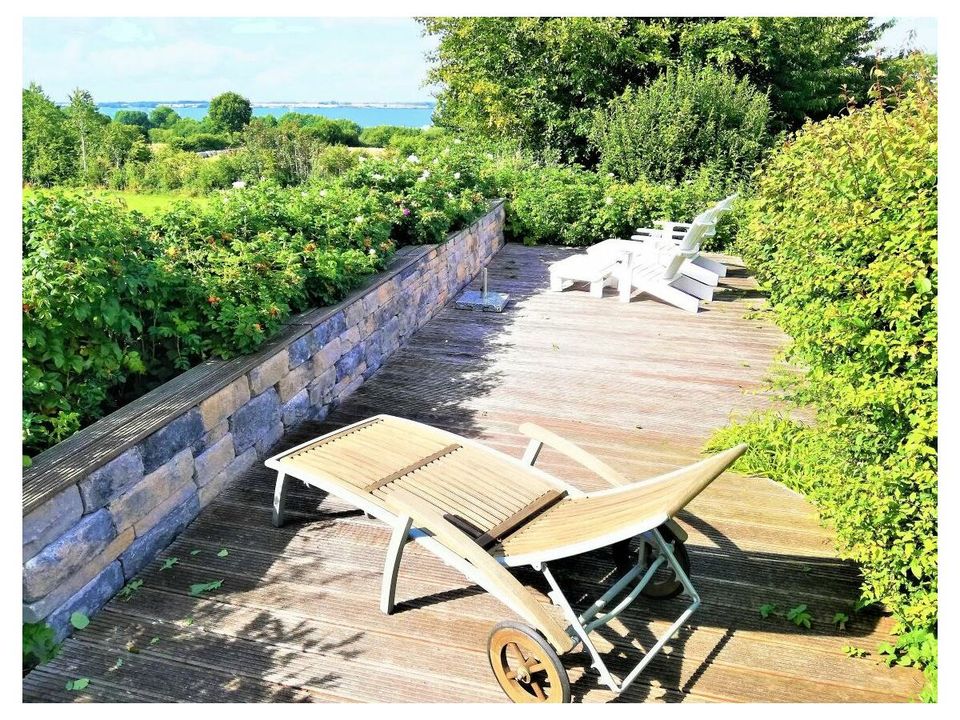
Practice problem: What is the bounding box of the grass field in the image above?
[23,188,210,216]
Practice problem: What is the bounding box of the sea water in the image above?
[96,102,434,128]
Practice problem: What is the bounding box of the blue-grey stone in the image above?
[139,408,204,474]
[288,334,315,369]
[79,448,144,512]
[23,485,84,563]
[23,510,117,602]
[281,389,310,428]
[311,311,346,349]
[44,561,124,642]
[119,493,200,579]
[362,332,384,379]
[255,421,285,458]
[230,387,281,452]
[399,260,421,282]
[335,345,364,382]
[306,403,330,423]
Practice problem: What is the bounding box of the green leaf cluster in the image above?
[707,69,937,700]
[589,64,774,185]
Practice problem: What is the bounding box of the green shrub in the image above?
[590,65,773,185]
[22,192,162,452]
[170,133,231,152]
[309,145,361,180]
[386,127,449,158]
[189,153,244,193]
[485,155,736,249]
[136,147,204,192]
[707,75,937,699]
[360,125,422,148]
[23,622,60,673]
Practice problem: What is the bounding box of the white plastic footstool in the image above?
[548,253,619,298]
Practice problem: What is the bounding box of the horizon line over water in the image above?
[91,101,435,128]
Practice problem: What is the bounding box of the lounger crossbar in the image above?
[266,414,746,703]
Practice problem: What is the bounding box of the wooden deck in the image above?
[24,245,923,703]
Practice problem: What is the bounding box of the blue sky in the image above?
[22,17,937,104]
[22,18,440,103]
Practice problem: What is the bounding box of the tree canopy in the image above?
[208,91,253,132]
[420,17,887,162]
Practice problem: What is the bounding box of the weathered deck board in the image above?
[24,245,923,703]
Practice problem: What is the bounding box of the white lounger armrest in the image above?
[519,422,628,488]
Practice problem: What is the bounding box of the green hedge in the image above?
[23,146,490,455]
[707,76,937,700]
[480,154,738,249]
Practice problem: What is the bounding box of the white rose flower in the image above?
[358,156,366,163]
[453,138,462,145]
[421,170,431,179]
[232,180,246,189]
[453,171,461,180]
[605,196,613,205]
[318,189,327,196]
[368,248,377,256]
[354,215,364,223]
[407,154,420,163]
[372,173,384,180]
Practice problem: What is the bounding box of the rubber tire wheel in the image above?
[487,621,571,703]
[611,525,691,600]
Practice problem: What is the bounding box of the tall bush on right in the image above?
[709,72,937,699]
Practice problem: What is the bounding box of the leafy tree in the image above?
[113,110,151,136]
[101,123,150,168]
[208,91,252,132]
[420,17,886,161]
[677,17,887,128]
[66,88,109,178]
[420,17,675,163]
[149,105,179,129]
[22,83,77,185]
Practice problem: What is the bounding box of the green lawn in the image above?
[23,188,210,216]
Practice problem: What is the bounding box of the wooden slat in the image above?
[362,443,462,492]
[475,489,566,548]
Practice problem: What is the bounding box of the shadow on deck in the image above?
[23,245,922,703]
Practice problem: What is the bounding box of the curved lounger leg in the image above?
[381,515,414,614]
[272,472,289,528]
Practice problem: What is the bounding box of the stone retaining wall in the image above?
[23,201,505,638]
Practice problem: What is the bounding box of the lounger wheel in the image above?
[487,621,570,703]
[611,525,690,600]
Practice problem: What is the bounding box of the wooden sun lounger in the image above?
[266,414,746,703]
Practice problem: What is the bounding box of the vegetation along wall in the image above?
[22,201,505,639]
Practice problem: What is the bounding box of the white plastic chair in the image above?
[606,235,712,313]
[636,194,738,281]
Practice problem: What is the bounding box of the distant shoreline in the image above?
[81,101,436,110]
[81,101,436,129]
